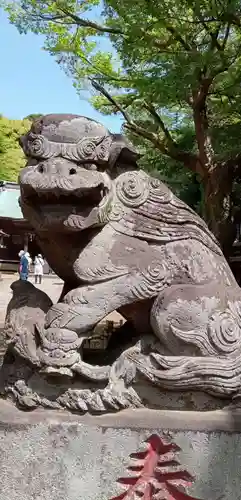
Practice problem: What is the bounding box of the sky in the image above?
[0,10,122,132]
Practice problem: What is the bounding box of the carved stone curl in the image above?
[3,113,241,414]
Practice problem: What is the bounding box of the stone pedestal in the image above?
[0,401,241,499]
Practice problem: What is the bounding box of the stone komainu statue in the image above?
[3,113,241,412]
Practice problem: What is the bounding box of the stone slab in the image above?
[0,401,241,499]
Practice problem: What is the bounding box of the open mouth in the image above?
[21,183,109,210]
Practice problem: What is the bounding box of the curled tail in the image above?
[147,283,241,398]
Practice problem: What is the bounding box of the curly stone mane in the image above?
[112,175,222,256]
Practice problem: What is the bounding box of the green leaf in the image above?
[0,116,31,181]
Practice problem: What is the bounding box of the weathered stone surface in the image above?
[3,113,241,413]
[0,403,241,499]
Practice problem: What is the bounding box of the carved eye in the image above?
[69,168,76,175]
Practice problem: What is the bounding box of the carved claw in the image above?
[44,302,95,336]
[40,366,74,378]
[72,360,110,381]
[44,302,72,329]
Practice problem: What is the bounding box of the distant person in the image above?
[25,252,32,272]
[19,252,29,281]
[34,254,44,284]
[18,250,25,276]
[18,250,25,261]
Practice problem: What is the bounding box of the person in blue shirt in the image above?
[19,252,29,281]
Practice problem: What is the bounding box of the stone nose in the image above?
[36,159,76,176]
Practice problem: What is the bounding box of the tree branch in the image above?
[192,77,213,108]
[21,5,74,25]
[143,101,177,147]
[165,24,194,51]
[199,17,223,51]
[222,14,241,28]
[57,5,123,34]
[222,23,231,49]
[91,80,198,172]
[25,0,123,34]
[91,80,161,142]
[54,45,129,84]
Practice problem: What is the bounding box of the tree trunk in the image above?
[190,81,236,256]
[201,165,236,257]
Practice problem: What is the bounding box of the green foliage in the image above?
[4,0,241,243]
[0,116,30,182]
[5,1,241,161]
[3,1,241,131]
[142,152,202,214]
[125,122,202,212]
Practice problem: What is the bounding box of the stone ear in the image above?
[109,134,141,168]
